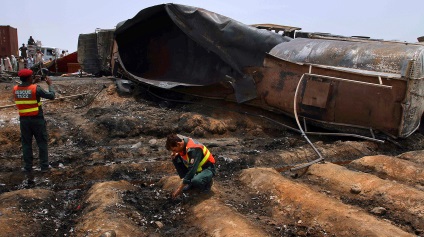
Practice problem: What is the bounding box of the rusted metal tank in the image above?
[269,38,424,77]
[96,29,114,75]
[78,29,114,76]
[78,33,100,75]
[249,38,424,138]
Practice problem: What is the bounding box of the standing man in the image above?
[34,50,44,65]
[28,36,35,46]
[27,55,34,69]
[19,44,28,59]
[14,69,55,173]
[0,56,4,72]
[18,57,25,70]
[59,50,66,58]
[4,56,12,71]
[165,133,216,199]
[11,55,17,71]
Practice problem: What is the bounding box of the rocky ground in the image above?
[0,76,423,237]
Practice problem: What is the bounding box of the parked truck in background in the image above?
[40,46,61,62]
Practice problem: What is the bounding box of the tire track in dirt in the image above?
[239,167,415,237]
[306,162,424,232]
[397,150,424,165]
[349,155,424,187]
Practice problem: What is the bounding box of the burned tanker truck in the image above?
[78,3,424,140]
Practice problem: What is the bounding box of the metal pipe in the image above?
[305,73,392,89]
[290,157,325,171]
[74,85,106,109]
[0,93,89,110]
[293,74,324,161]
[305,116,381,130]
[370,128,376,139]
[291,71,394,170]
[305,131,384,143]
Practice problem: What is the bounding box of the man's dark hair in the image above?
[166,133,182,150]
[20,76,29,82]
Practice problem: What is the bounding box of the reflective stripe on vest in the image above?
[13,84,41,116]
[180,138,215,172]
[197,146,211,172]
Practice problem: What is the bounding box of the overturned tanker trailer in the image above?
[256,39,424,139]
[112,3,424,139]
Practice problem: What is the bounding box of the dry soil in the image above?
[0,76,423,237]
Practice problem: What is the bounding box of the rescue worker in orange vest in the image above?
[13,69,55,173]
[165,133,216,199]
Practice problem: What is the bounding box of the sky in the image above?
[2,0,424,53]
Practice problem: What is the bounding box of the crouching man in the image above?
[165,133,216,199]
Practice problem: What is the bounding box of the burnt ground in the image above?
[0,76,423,237]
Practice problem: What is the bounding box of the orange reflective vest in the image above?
[13,84,42,116]
[179,138,215,172]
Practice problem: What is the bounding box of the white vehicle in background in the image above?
[40,46,63,62]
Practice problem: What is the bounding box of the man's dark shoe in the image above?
[203,179,213,193]
[41,167,54,173]
[183,184,192,192]
[40,165,54,173]
[21,167,32,173]
[27,177,35,185]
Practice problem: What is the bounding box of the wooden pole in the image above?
[0,93,88,109]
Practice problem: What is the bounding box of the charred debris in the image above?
[77,3,424,143]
